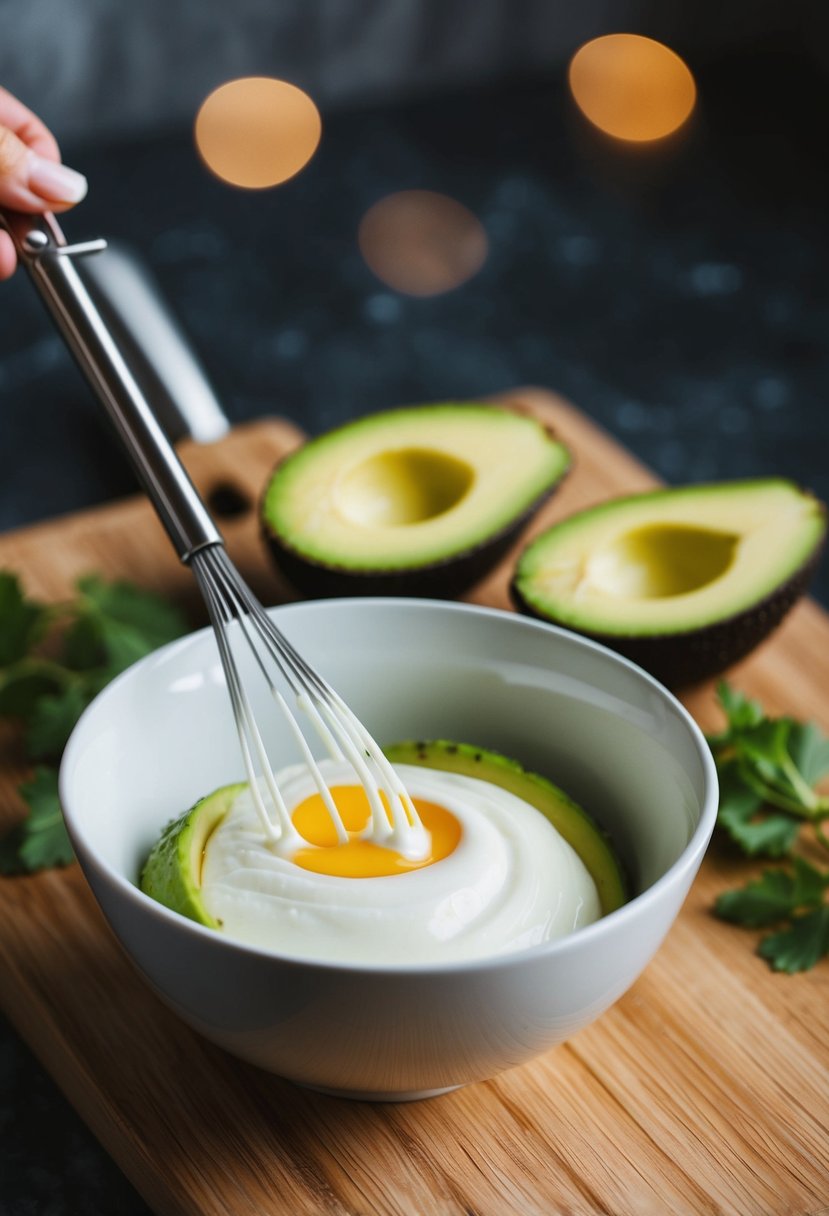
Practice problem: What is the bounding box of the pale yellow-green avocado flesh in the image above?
[262,404,570,569]
[515,480,825,635]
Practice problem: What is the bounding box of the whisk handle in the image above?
[0,208,222,562]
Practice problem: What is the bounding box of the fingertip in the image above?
[48,197,83,215]
[27,157,87,207]
[0,231,17,279]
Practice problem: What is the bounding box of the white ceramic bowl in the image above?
[60,598,717,1101]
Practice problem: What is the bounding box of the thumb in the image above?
[0,123,87,212]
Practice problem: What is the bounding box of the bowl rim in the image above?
[59,596,719,978]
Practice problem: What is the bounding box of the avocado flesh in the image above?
[262,403,570,598]
[512,479,826,687]
[139,783,245,927]
[385,739,627,916]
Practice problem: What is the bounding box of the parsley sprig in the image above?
[708,682,829,973]
[0,571,187,874]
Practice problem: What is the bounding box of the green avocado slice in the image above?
[512,479,826,687]
[261,402,570,598]
[385,739,626,916]
[139,783,246,926]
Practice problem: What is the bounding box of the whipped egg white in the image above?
[200,760,601,964]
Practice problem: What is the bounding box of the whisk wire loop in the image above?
[195,553,291,844]
[191,545,426,858]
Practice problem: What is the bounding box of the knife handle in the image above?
[80,243,230,445]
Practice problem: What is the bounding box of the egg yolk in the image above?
[291,785,462,877]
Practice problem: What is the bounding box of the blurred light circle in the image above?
[195,77,321,188]
[568,35,696,143]
[358,191,488,296]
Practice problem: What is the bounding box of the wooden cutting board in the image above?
[2,389,828,1216]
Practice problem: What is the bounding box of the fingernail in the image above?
[28,155,88,204]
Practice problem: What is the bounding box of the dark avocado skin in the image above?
[511,544,823,690]
[262,476,565,600]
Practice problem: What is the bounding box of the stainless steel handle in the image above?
[0,208,222,562]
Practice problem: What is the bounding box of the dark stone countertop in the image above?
[2,50,828,1214]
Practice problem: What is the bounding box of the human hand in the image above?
[0,86,87,280]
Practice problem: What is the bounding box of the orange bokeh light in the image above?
[568,35,696,143]
[194,77,321,188]
[358,190,488,296]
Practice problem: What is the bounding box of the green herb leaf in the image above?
[716,680,765,731]
[709,683,829,973]
[63,576,187,682]
[758,907,829,973]
[0,571,49,665]
[61,611,106,671]
[708,684,829,849]
[0,768,75,873]
[75,575,186,655]
[0,662,65,719]
[715,760,799,857]
[715,857,829,927]
[715,871,795,927]
[786,855,828,905]
[27,684,91,760]
[787,721,829,788]
[0,573,188,874]
[719,804,801,857]
[97,615,171,676]
[715,760,762,827]
[736,718,791,774]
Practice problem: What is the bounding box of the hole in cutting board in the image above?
[207,482,252,519]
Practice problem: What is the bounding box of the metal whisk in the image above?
[1,207,426,858]
[191,545,425,856]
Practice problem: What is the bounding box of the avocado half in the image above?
[511,479,826,689]
[261,403,571,598]
[139,783,245,927]
[385,739,627,915]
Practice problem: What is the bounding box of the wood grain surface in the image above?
[1,392,828,1216]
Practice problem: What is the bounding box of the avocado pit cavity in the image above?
[261,402,571,597]
[589,524,739,600]
[511,479,827,687]
[336,447,475,528]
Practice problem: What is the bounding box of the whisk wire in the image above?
[191,545,425,856]
[196,554,288,843]
[196,547,347,842]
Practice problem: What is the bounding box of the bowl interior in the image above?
[61,599,710,906]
